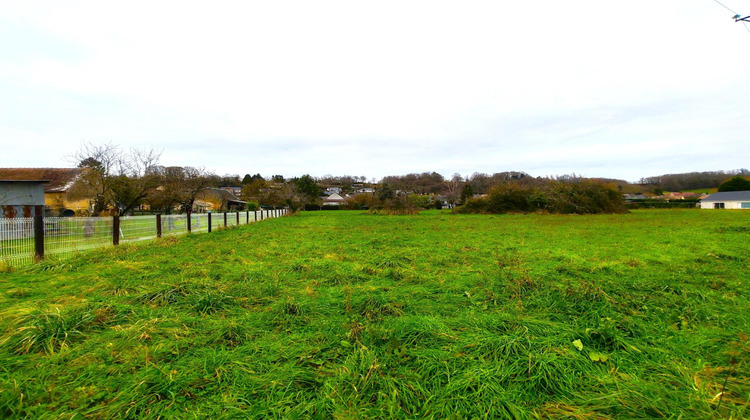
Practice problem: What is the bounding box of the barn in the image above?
[0,180,47,218]
[699,191,750,209]
[0,168,88,215]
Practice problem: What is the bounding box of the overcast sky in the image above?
[1,1,749,182]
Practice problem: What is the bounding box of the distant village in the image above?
[1,166,749,219]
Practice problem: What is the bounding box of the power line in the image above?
[713,0,738,15]
[711,0,750,32]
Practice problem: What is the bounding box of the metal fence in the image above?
[44,217,114,261]
[0,217,35,267]
[0,209,288,268]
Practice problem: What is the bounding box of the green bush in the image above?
[718,176,750,192]
[408,194,431,209]
[245,201,260,211]
[455,179,626,215]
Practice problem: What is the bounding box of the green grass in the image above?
[1,211,266,268]
[1,209,749,418]
[682,188,718,194]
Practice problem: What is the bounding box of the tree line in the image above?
[638,169,750,192]
[68,143,328,215]
[67,142,748,216]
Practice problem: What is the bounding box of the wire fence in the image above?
[0,217,35,267]
[0,209,287,268]
[189,213,207,234]
[44,217,113,261]
[210,213,224,231]
[121,215,158,242]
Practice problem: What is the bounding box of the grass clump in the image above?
[190,291,235,314]
[7,307,92,355]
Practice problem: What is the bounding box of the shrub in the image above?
[408,194,432,209]
[485,183,534,213]
[372,194,420,215]
[545,180,626,214]
[343,193,375,210]
[455,179,626,215]
[245,201,260,211]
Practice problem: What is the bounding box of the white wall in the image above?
[700,201,750,209]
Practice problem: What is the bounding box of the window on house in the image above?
[741,202,750,209]
[714,203,725,209]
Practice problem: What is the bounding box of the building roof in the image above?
[701,191,750,202]
[324,193,346,202]
[0,168,85,193]
[205,188,247,204]
[0,179,49,184]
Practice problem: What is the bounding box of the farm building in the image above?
[699,191,750,209]
[323,193,346,206]
[196,188,247,212]
[0,168,89,215]
[0,180,47,218]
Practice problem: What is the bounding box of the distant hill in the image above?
[638,169,750,191]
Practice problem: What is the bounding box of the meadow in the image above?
[0,209,748,418]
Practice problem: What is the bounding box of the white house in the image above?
[700,191,750,209]
[324,187,342,196]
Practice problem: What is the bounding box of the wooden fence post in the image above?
[113,215,120,246]
[208,212,212,233]
[223,212,227,227]
[187,210,192,233]
[156,214,162,238]
[246,211,249,224]
[254,210,257,222]
[236,211,240,225]
[33,205,44,261]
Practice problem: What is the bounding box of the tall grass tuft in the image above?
[191,291,234,314]
[8,307,95,355]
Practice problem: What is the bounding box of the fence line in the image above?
[0,209,288,268]
[0,217,35,267]
[44,217,114,261]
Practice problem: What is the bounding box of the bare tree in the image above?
[68,142,162,215]
[155,166,214,213]
[111,147,162,215]
[444,173,464,208]
[67,142,120,215]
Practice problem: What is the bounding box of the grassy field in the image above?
[0,209,748,418]
[683,188,718,194]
